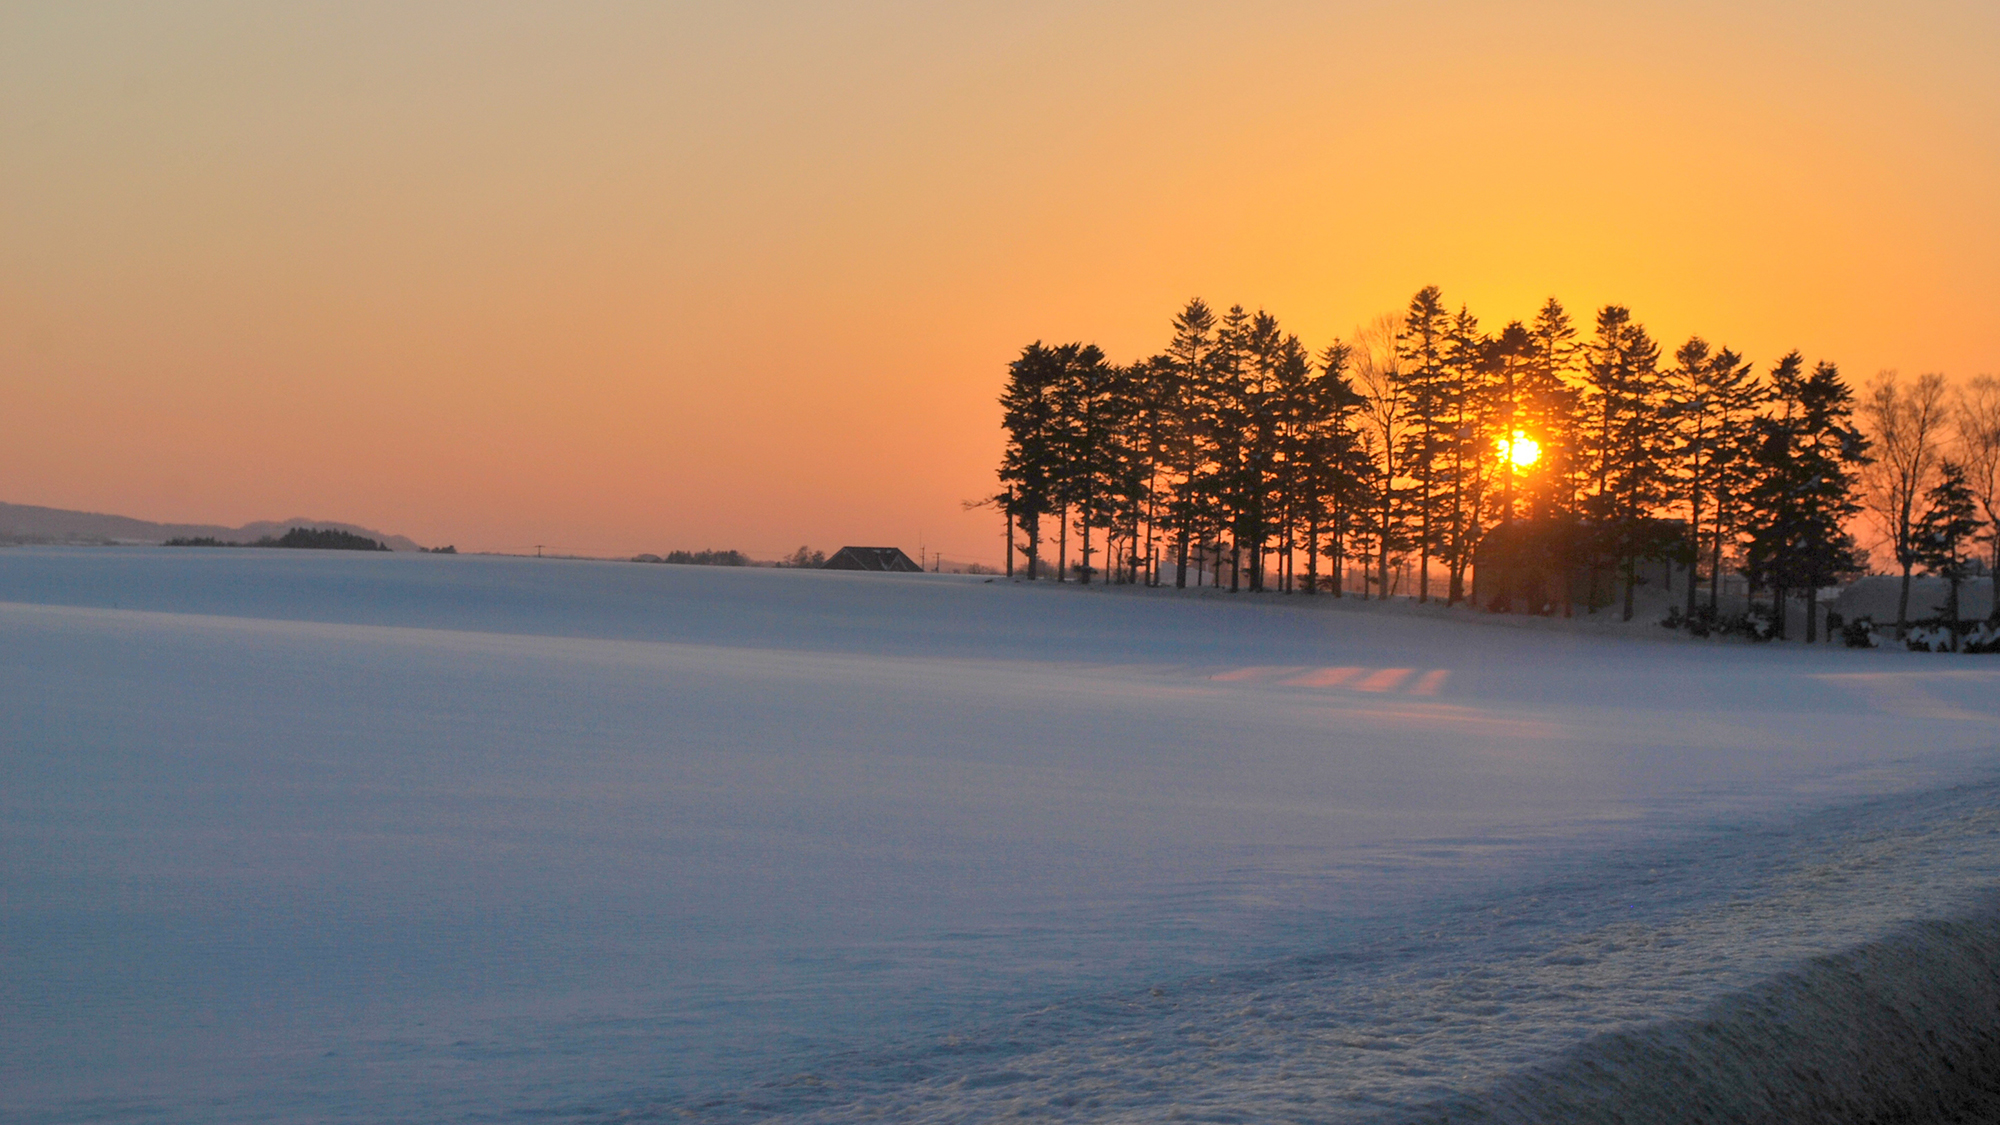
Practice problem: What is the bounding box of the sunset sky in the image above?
[5,1,1996,560]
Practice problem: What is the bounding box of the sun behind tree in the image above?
[1499,430,1541,469]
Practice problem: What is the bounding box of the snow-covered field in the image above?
[4,548,2000,1123]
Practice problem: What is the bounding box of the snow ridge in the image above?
[1410,909,2000,1124]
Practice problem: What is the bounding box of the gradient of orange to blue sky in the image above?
[5,2,1996,560]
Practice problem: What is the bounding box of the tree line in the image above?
[994,290,2000,640]
[165,527,391,551]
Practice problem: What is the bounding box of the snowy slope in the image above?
[2,548,1998,1123]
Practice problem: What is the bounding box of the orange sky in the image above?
[4,2,1996,560]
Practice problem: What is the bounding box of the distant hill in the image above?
[0,501,425,552]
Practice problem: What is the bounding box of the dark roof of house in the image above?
[821,546,923,573]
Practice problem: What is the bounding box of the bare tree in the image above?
[1859,370,1950,635]
[1352,313,1407,599]
[1955,374,2000,621]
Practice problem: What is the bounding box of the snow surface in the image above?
[3,548,1999,1123]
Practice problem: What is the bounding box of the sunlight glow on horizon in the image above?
[1,2,1994,559]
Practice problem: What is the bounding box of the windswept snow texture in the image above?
[4,548,2000,1124]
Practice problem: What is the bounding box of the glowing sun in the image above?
[1498,431,1540,468]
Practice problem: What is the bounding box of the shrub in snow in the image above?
[1904,621,1955,652]
[1657,603,1773,641]
[1963,623,2000,654]
[1901,619,2000,653]
[1660,603,1720,638]
[1840,615,1879,648]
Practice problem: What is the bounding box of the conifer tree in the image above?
[1743,356,1868,639]
[1264,329,1319,593]
[1053,347,1128,585]
[998,342,1065,579]
[1522,298,1582,522]
[1398,286,1452,601]
[1122,355,1177,585]
[1913,461,1981,647]
[1441,309,1502,604]
[1162,300,1219,588]
[1662,338,1760,617]
[1582,305,1665,618]
[1312,341,1366,596]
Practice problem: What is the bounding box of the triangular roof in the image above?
[821,546,923,572]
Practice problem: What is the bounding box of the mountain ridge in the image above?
[0,501,425,551]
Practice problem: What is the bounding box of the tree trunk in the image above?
[1057,505,1068,583]
[1419,503,1431,603]
[1005,498,1014,578]
[1708,524,1719,611]
[1948,577,1962,650]
[1079,518,1092,585]
[1806,586,1819,643]
[1282,520,1293,594]
[1175,522,1189,589]
[1685,493,1701,620]
[1897,563,1913,637]
[1378,521,1391,602]
[1621,557,1636,622]
[1306,513,1319,595]
[1332,517,1345,599]
[1991,539,2000,624]
[1772,582,1788,640]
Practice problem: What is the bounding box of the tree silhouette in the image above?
[1860,371,1951,636]
[1913,461,1982,646]
[990,292,1989,643]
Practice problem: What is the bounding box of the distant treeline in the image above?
[994,290,2000,640]
[633,547,829,567]
[634,549,751,566]
[165,527,392,552]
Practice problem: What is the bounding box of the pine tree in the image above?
[1442,309,1504,604]
[1742,356,1869,639]
[1522,298,1582,524]
[998,342,1065,579]
[1398,286,1452,601]
[1051,345,1126,585]
[1662,338,1761,617]
[1264,329,1320,593]
[1232,310,1291,592]
[1310,340,1367,596]
[1581,305,1666,618]
[1162,300,1219,588]
[1913,461,1981,647]
[1701,346,1763,614]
